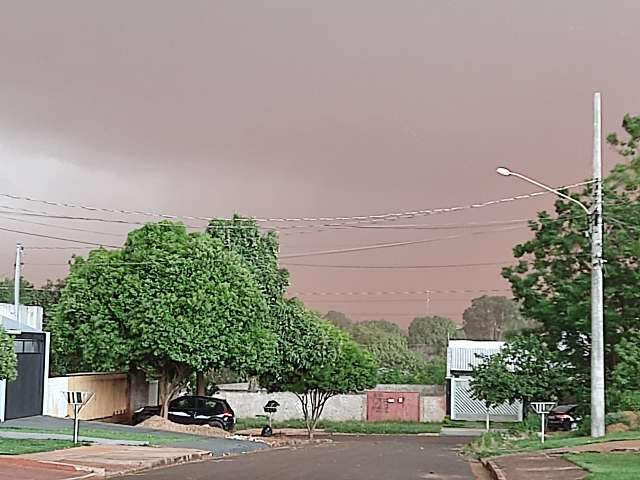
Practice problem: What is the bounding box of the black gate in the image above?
[5,333,45,420]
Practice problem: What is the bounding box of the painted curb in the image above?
[480,458,507,480]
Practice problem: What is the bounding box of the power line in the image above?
[0,179,592,226]
[280,225,523,259]
[282,260,512,269]
[0,225,119,248]
[291,288,511,296]
[0,215,125,237]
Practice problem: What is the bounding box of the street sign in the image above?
[65,391,94,444]
[530,402,557,443]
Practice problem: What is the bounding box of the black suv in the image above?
[546,404,582,431]
[132,395,235,431]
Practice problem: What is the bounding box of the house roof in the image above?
[446,339,505,375]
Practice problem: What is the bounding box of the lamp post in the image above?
[495,93,605,438]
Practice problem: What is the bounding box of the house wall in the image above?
[219,391,366,421]
[46,373,130,420]
[422,395,446,422]
[219,385,446,423]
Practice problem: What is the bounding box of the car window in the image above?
[551,405,576,414]
[199,398,225,416]
[170,397,196,410]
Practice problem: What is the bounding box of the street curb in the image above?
[102,451,213,478]
[480,458,507,480]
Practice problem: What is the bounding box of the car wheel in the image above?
[209,420,225,430]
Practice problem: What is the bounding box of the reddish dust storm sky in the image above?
[0,1,639,327]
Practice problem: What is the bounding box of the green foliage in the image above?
[462,296,528,340]
[347,318,443,384]
[324,310,353,331]
[0,328,17,381]
[50,222,273,414]
[261,307,377,437]
[503,115,640,397]
[407,315,457,356]
[609,330,640,410]
[469,335,569,408]
[206,214,288,308]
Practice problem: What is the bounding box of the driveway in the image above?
[120,435,475,480]
[0,416,266,455]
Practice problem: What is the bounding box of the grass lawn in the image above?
[465,430,640,459]
[235,418,442,434]
[566,452,640,480]
[0,426,183,446]
[443,419,520,430]
[0,438,74,455]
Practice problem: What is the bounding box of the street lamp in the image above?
[495,157,605,438]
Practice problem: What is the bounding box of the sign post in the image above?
[65,391,94,444]
[530,402,556,444]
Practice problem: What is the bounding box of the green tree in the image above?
[462,296,527,340]
[323,310,353,331]
[408,315,458,357]
[469,335,570,410]
[0,328,17,381]
[609,330,640,411]
[205,215,289,393]
[349,319,444,384]
[503,114,640,397]
[261,303,377,438]
[50,222,273,416]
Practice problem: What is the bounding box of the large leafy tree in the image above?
[609,330,640,411]
[51,222,273,416]
[205,215,290,392]
[408,315,458,357]
[261,302,377,438]
[462,296,527,340]
[0,328,17,381]
[469,335,569,410]
[503,114,640,397]
[349,319,444,384]
[323,310,353,331]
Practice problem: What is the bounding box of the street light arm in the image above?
[507,171,591,217]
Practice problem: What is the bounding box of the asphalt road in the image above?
[1,416,266,455]
[121,435,475,480]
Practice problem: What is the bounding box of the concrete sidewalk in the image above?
[23,445,212,477]
[0,430,148,446]
[483,440,640,479]
[0,456,95,480]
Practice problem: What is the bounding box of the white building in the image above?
[446,339,522,422]
[0,303,50,422]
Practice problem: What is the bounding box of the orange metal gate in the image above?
[366,391,420,422]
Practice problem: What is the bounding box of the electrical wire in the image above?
[282,260,512,269]
[0,225,119,248]
[290,288,511,296]
[0,179,593,226]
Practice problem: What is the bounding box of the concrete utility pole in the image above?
[14,243,23,330]
[591,92,605,438]
[495,91,606,438]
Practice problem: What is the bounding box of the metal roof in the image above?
[447,340,505,375]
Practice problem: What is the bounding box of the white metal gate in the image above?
[451,377,522,422]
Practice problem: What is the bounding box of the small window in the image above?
[14,340,23,353]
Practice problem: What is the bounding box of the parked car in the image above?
[546,404,581,431]
[132,395,235,431]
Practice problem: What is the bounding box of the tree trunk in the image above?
[196,371,206,396]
